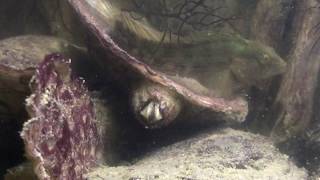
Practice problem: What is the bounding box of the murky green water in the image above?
[1,0,320,179]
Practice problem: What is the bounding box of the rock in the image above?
[0,35,86,122]
[4,162,37,180]
[86,128,307,180]
[309,171,320,180]
[21,54,102,180]
[0,35,86,176]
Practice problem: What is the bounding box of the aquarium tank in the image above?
[0,0,320,179]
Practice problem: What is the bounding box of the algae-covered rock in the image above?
[4,89,129,180]
[0,35,86,176]
[86,128,307,180]
[21,54,102,180]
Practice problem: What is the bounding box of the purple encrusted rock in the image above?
[21,54,102,180]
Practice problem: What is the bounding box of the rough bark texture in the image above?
[245,0,294,134]
[86,128,307,180]
[250,0,294,51]
[21,54,102,180]
[271,0,320,142]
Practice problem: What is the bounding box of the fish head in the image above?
[230,41,287,87]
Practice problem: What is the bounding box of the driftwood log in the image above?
[271,0,320,142]
[245,0,294,133]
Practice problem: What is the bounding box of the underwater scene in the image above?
[0,0,320,179]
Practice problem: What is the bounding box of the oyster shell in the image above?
[68,0,287,128]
